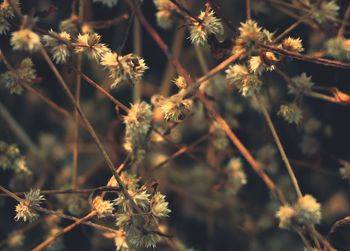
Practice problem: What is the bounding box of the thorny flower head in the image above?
[43,30,71,64]
[225,64,262,97]
[0,58,36,95]
[325,37,350,61]
[248,51,277,75]
[289,73,314,95]
[173,75,188,89]
[278,103,303,125]
[74,33,110,61]
[151,192,171,219]
[154,0,178,29]
[294,194,322,225]
[276,205,295,229]
[92,196,114,218]
[15,189,45,222]
[158,94,193,122]
[281,37,304,52]
[11,29,41,52]
[114,230,129,251]
[123,101,153,160]
[310,0,339,24]
[101,52,148,88]
[189,5,224,46]
[0,141,31,174]
[0,0,15,35]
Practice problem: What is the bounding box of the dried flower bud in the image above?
[159,95,193,122]
[295,194,322,225]
[0,0,15,35]
[189,5,223,46]
[282,37,304,52]
[289,73,314,95]
[92,196,114,217]
[43,30,71,64]
[74,33,110,61]
[101,52,148,88]
[11,29,41,52]
[278,103,303,125]
[15,189,45,222]
[151,192,171,219]
[225,158,247,195]
[276,205,295,229]
[154,0,177,29]
[311,0,339,24]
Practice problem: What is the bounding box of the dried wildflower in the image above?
[11,29,41,52]
[276,205,295,229]
[92,196,114,217]
[151,192,171,219]
[339,161,350,183]
[295,194,322,225]
[0,0,15,35]
[0,141,31,174]
[159,95,193,122]
[101,52,148,88]
[93,0,118,7]
[123,101,153,160]
[289,73,314,95]
[1,57,36,95]
[126,221,161,249]
[173,75,188,89]
[189,5,224,46]
[311,0,339,24]
[74,33,110,61]
[225,158,247,195]
[114,230,129,251]
[43,30,71,64]
[248,52,277,75]
[59,16,79,34]
[225,64,262,96]
[15,189,45,222]
[325,37,350,61]
[234,19,267,52]
[278,103,303,125]
[154,0,177,29]
[281,37,304,52]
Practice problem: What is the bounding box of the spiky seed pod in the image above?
[281,37,304,52]
[294,194,322,225]
[11,29,41,52]
[278,103,303,125]
[276,205,295,229]
[43,30,71,64]
[289,73,314,95]
[14,189,45,222]
[74,33,110,61]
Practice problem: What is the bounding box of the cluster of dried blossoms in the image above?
[0,0,349,250]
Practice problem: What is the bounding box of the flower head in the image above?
[159,95,193,122]
[289,73,314,95]
[11,29,41,52]
[0,1,15,35]
[101,52,148,88]
[92,196,114,217]
[15,189,45,222]
[278,103,303,125]
[154,0,177,29]
[311,0,339,24]
[225,158,247,195]
[276,205,295,229]
[295,194,322,225]
[281,37,304,52]
[189,5,223,46]
[74,33,110,61]
[151,192,171,219]
[339,161,350,183]
[43,30,71,64]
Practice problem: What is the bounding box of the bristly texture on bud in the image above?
[339,161,350,183]
[278,103,303,125]
[294,194,322,225]
[11,28,41,52]
[114,230,129,251]
[1,58,36,95]
[248,51,277,75]
[15,189,45,222]
[289,73,314,95]
[225,158,247,195]
[173,75,188,89]
[93,0,119,7]
[154,0,178,29]
[100,52,148,88]
[0,141,31,174]
[0,0,15,35]
[74,33,110,61]
[43,30,71,64]
[113,172,171,249]
[123,101,153,161]
[92,196,114,218]
[189,4,224,46]
[310,0,339,24]
[276,205,295,229]
[158,94,193,122]
[281,37,304,52]
[225,64,262,97]
[325,37,350,61]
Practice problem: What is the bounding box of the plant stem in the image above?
[254,93,303,198]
